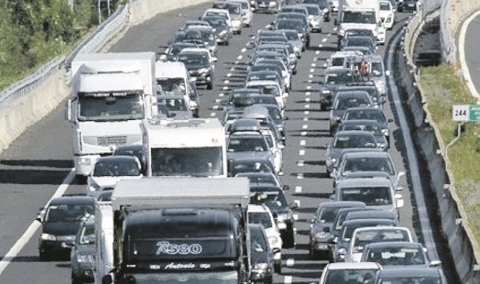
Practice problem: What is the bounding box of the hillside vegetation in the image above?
[0,0,121,90]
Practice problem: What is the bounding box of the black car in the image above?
[249,184,297,248]
[36,195,95,261]
[159,42,198,62]
[397,0,418,12]
[202,15,232,45]
[249,223,279,284]
[309,201,366,261]
[319,67,355,111]
[176,49,215,90]
[71,220,95,284]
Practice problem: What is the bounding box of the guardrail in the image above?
[400,0,480,282]
[0,0,213,153]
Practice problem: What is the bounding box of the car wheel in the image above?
[39,250,49,261]
[71,272,83,284]
[274,261,281,274]
[320,103,327,111]
[207,82,213,90]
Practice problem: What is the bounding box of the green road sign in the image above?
[452,105,480,122]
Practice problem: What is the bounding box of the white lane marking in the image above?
[237,55,242,60]
[306,85,311,90]
[304,111,310,115]
[307,79,312,84]
[302,124,308,129]
[301,131,307,136]
[300,140,306,146]
[210,112,216,116]
[311,63,316,67]
[230,67,235,72]
[234,60,239,65]
[297,160,304,167]
[305,104,310,109]
[313,57,317,61]
[286,259,295,267]
[212,105,219,110]
[306,91,311,96]
[0,169,75,276]
[295,186,302,193]
[299,149,305,155]
[223,86,228,90]
[297,173,304,179]
[318,44,323,48]
[323,62,328,67]
[241,48,246,53]
[226,73,232,77]
[322,38,327,43]
[284,275,293,284]
[218,93,224,97]
[305,97,310,102]
[224,80,230,84]
[309,74,313,78]
[309,68,315,73]
[215,99,222,103]
[315,51,320,55]
[303,117,308,122]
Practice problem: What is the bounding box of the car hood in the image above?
[74,243,96,255]
[185,64,209,71]
[42,221,82,236]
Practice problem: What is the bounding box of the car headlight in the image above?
[269,236,279,245]
[337,247,347,256]
[77,254,93,263]
[377,142,386,149]
[78,157,92,166]
[269,1,277,7]
[277,212,292,222]
[338,28,345,37]
[198,68,209,74]
[326,157,336,167]
[382,128,389,136]
[314,231,329,240]
[88,182,100,192]
[293,45,301,53]
[41,233,56,241]
[218,30,227,37]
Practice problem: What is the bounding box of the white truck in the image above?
[101,177,251,284]
[336,0,386,44]
[140,118,227,177]
[66,52,157,179]
[93,201,114,284]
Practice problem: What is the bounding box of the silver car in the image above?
[71,220,95,284]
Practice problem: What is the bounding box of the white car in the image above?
[379,0,395,30]
[248,204,283,273]
[346,226,413,263]
[228,0,253,27]
[202,8,232,28]
[86,156,143,197]
[245,80,288,110]
[318,262,382,284]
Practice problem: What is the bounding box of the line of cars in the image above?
[308,2,447,283]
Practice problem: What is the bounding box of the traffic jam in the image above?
[30,0,450,283]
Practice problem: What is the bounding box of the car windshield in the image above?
[250,228,269,252]
[378,276,442,284]
[325,72,353,84]
[339,187,392,206]
[158,98,188,111]
[230,161,274,175]
[334,96,370,110]
[325,269,378,284]
[177,53,209,66]
[364,246,426,266]
[249,212,273,228]
[228,135,268,152]
[353,229,410,248]
[93,159,140,177]
[343,156,394,175]
[332,134,377,149]
[315,207,339,223]
[345,109,386,123]
[45,204,94,222]
[340,122,382,136]
[250,190,289,210]
[204,17,227,27]
[276,20,302,30]
[78,225,95,245]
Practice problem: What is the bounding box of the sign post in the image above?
[447,104,480,158]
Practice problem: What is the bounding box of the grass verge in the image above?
[418,63,480,247]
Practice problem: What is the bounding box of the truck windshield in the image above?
[77,92,144,121]
[342,11,376,24]
[123,271,238,284]
[150,147,224,177]
[157,78,187,96]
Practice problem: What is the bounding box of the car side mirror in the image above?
[211,57,218,63]
[282,185,290,191]
[388,118,394,123]
[290,202,298,209]
[329,194,335,200]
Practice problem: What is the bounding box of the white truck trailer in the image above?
[140,118,227,177]
[66,52,157,179]
[93,201,114,284]
[337,0,386,44]
[101,177,251,284]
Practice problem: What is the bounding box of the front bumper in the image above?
[72,261,94,280]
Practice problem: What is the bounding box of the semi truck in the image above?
[101,177,251,284]
[94,201,114,284]
[336,0,386,44]
[66,52,157,179]
[140,118,227,177]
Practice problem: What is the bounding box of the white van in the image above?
[93,201,114,284]
[155,61,199,117]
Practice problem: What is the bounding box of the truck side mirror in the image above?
[65,99,74,122]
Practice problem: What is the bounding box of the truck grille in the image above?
[97,136,127,146]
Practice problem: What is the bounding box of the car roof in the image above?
[365,241,423,249]
[248,203,272,213]
[49,195,95,206]
[342,218,397,226]
[325,262,381,270]
[317,200,367,209]
[336,177,393,187]
[377,267,442,278]
[346,210,396,220]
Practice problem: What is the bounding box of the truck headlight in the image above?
[41,233,57,241]
[78,157,92,166]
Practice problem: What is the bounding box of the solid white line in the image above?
[0,169,75,276]
[459,10,480,99]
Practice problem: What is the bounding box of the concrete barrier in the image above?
[0,0,213,153]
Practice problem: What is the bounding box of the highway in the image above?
[0,2,457,283]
